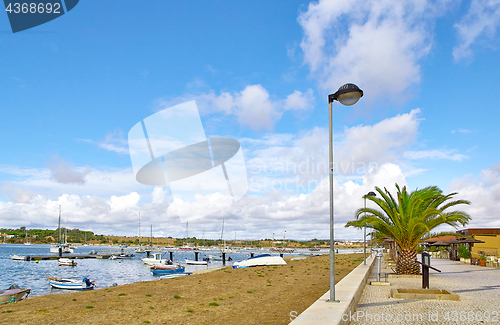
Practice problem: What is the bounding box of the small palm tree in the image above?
[346,184,471,274]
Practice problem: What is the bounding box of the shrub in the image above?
[457,245,471,259]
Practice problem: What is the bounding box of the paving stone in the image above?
[350,257,500,325]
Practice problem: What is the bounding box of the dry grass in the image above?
[0,253,363,324]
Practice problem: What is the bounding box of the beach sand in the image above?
[0,253,363,324]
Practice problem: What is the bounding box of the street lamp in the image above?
[363,191,376,265]
[328,83,363,303]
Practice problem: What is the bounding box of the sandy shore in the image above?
[1,253,363,324]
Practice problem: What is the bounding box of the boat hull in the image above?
[151,267,185,275]
[0,288,30,304]
[58,258,77,266]
[185,259,208,265]
[159,273,191,279]
[47,278,94,290]
[232,254,287,269]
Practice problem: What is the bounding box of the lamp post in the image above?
[363,191,376,265]
[328,83,363,302]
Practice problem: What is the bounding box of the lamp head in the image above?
[329,83,363,105]
[364,191,376,199]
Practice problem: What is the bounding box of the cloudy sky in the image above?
[1,0,500,241]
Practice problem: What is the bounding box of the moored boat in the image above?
[10,254,27,261]
[159,273,191,279]
[0,284,30,304]
[232,254,287,269]
[185,259,208,265]
[47,277,95,290]
[141,252,170,266]
[151,266,185,275]
[58,258,77,266]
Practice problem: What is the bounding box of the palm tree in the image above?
[346,184,471,274]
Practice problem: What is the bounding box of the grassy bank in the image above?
[1,253,363,324]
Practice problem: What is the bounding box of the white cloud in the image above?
[48,156,90,185]
[404,149,468,161]
[448,164,500,227]
[453,0,500,61]
[0,109,471,239]
[336,109,422,174]
[298,0,450,101]
[0,183,34,203]
[451,128,473,134]
[109,192,140,212]
[154,85,315,131]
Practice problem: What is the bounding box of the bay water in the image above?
[0,244,361,297]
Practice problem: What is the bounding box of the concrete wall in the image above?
[289,255,376,324]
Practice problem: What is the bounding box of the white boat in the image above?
[209,254,223,261]
[10,254,26,261]
[0,284,30,304]
[50,206,74,254]
[141,252,169,266]
[24,228,32,245]
[220,247,238,253]
[185,259,208,265]
[58,258,77,266]
[50,243,74,254]
[47,277,95,290]
[232,254,287,269]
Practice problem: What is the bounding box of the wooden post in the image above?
[195,252,199,261]
[169,251,173,261]
[222,253,226,265]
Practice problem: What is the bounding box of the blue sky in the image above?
[1,0,500,240]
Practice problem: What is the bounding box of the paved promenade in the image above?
[350,257,500,325]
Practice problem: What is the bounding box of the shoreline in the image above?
[1,253,364,324]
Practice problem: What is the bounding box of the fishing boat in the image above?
[141,252,170,266]
[10,254,27,261]
[0,284,30,304]
[47,277,95,290]
[151,265,185,275]
[58,258,77,266]
[309,246,321,251]
[232,254,287,269]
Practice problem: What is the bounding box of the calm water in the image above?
[0,244,360,297]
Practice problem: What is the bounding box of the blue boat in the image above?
[47,277,95,290]
[151,267,185,276]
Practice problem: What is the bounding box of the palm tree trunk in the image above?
[396,247,420,274]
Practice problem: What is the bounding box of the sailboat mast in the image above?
[221,214,225,249]
[139,212,141,246]
[58,205,61,245]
